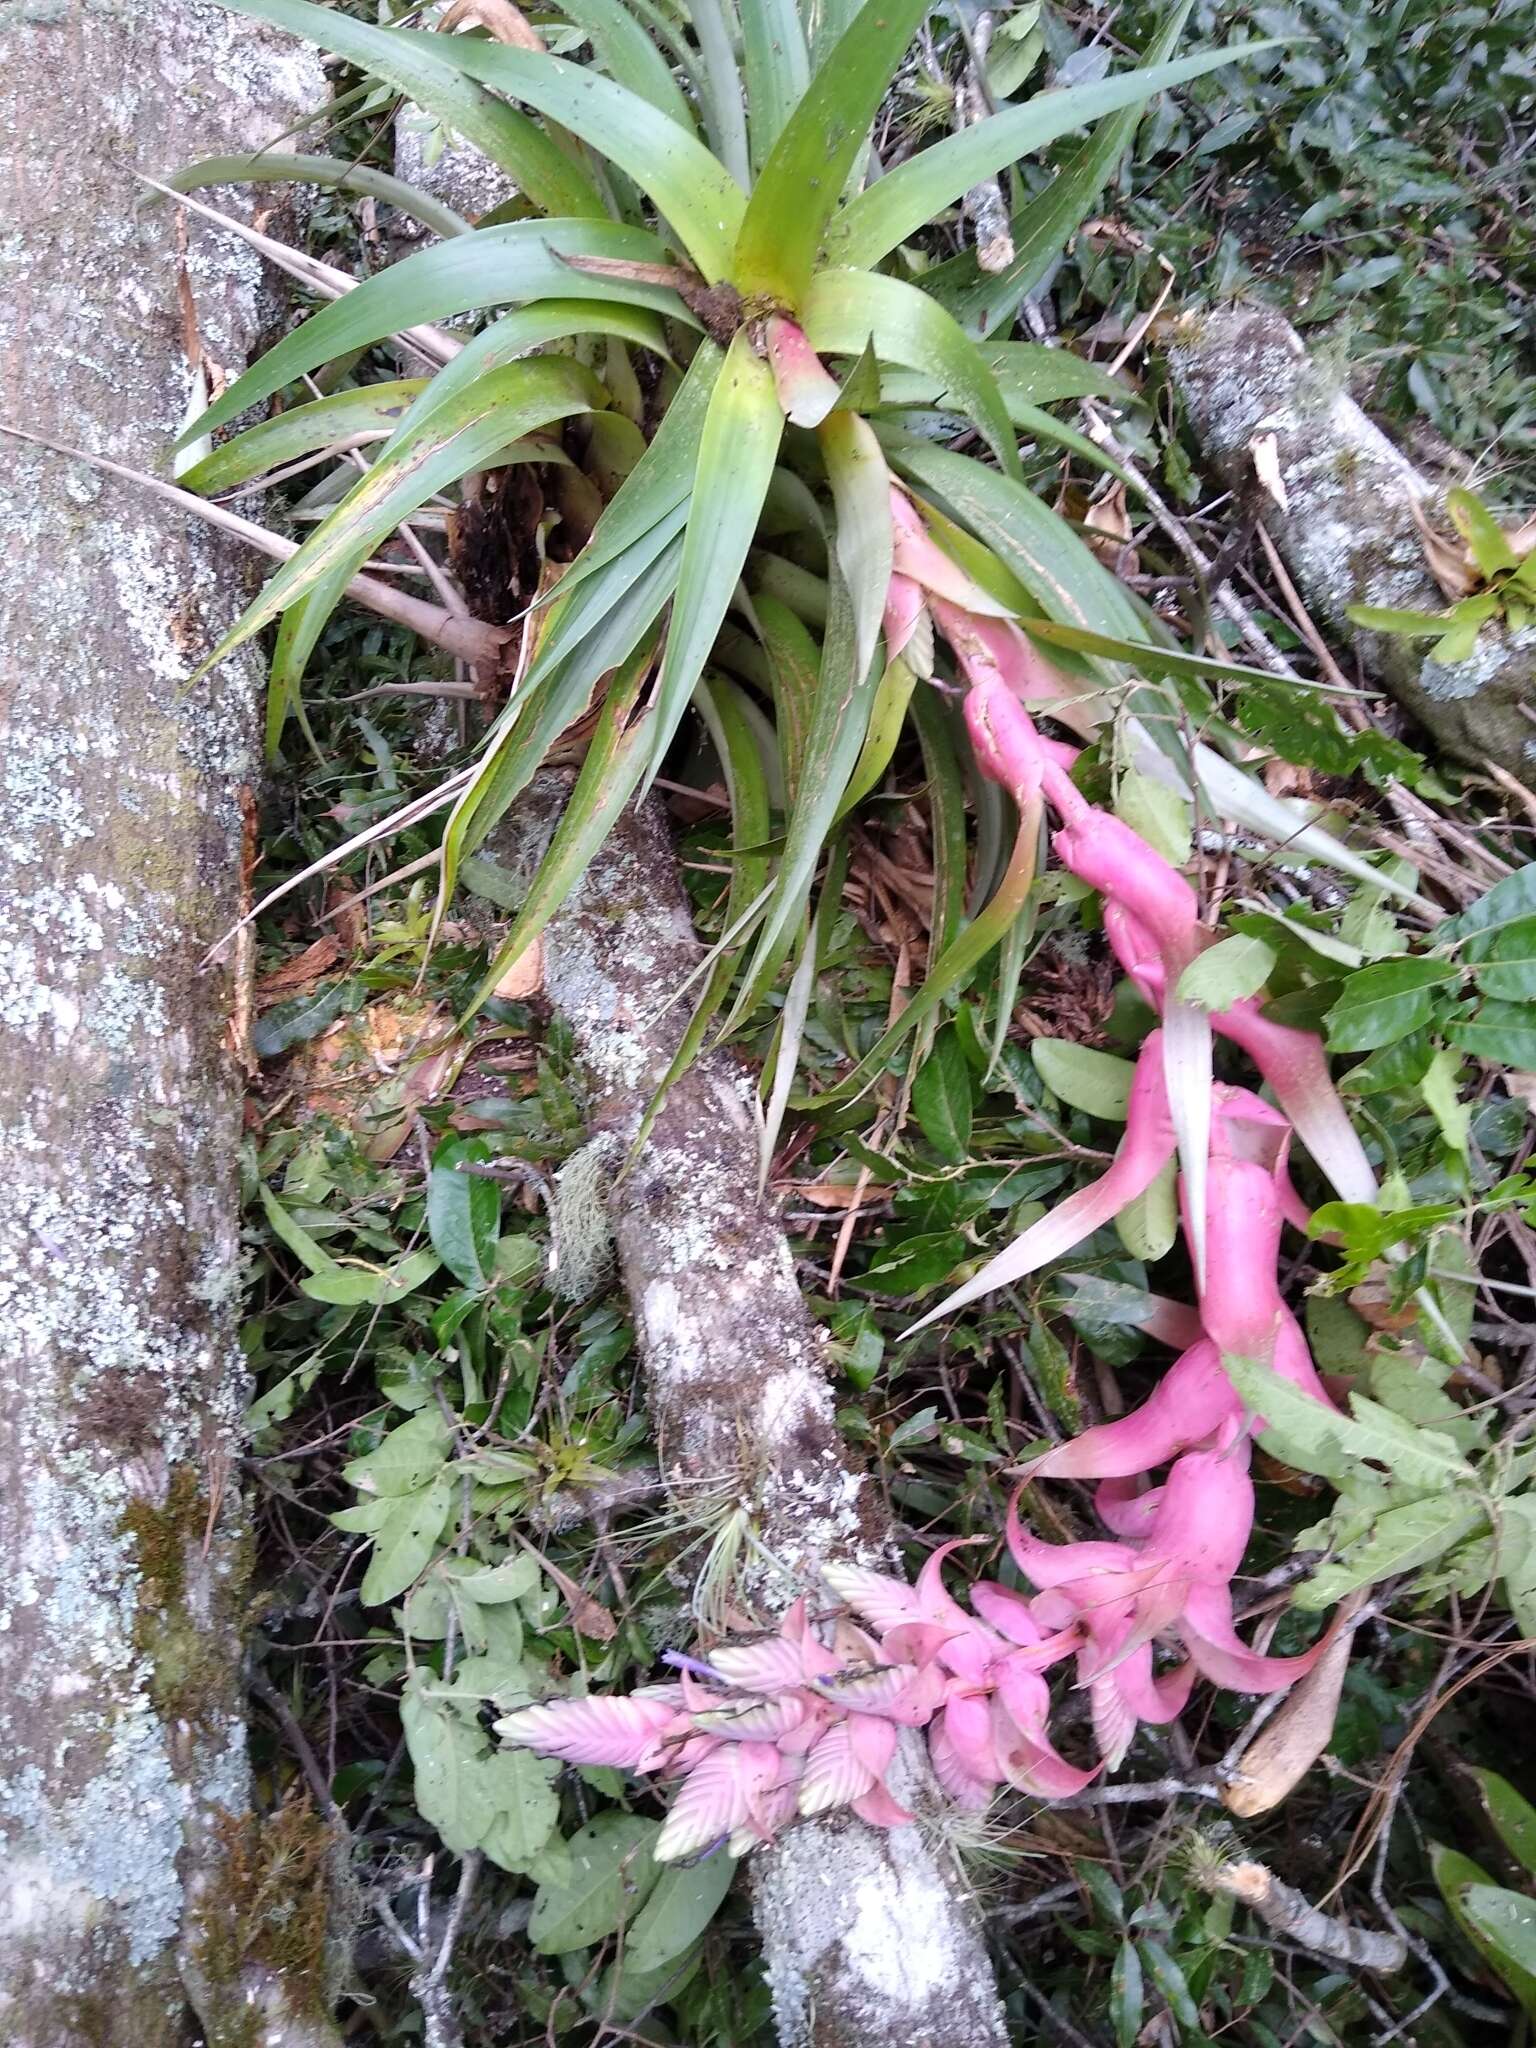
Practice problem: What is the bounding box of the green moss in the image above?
[189,1798,340,2045]
[120,1467,230,1727]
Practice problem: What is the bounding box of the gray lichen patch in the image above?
[0,0,323,2027]
[1168,300,1535,778]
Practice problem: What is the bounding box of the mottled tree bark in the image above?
[1167,300,1535,782]
[0,6,338,2042]
[491,781,1010,2048]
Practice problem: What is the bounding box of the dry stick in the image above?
[1200,1861,1407,1973]
[954,12,1014,273]
[0,424,504,668]
[489,778,1011,2048]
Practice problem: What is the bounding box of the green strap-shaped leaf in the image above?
[168,152,473,240]
[818,408,891,687]
[378,298,675,457]
[180,380,426,494]
[739,0,811,170]
[441,529,685,933]
[194,358,600,677]
[552,0,697,130]
[837,652,918,818]
[827,45,1269,267]
[387,25,744,278]
[731,0,930,305]
[466,643,658,1013]
[214,0,603,219]
[186,220,684,445]
[548,340,723,609]
[642,330,783,788]
[804,270,1020,479]
[755,592,820,805]
[688,0,752,188]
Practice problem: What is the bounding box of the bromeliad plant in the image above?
[169,0,1512,1866]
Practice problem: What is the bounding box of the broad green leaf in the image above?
[344,1409,452,1498]
[1176,935,1276,1011]
[644,332,783,785]
[1032,1039,1135,1120]
[829,46,1266,266]
[1442,866,1536,952]
[732,0,930,304]
[1475,1769,1536,1881]
[195,359,599,678]
[1111,1939,1144,2048]
[467,643,657,1013]
[622,1851,737,1974]
[479,1748,562,1872]
[401,1677,487,1852]
[169,151,472,240]
[1432,1845,1536,2020]
[1296,1495,1484,1608]
[389,27,745,278]
[1470,917,1536,1000]
[454,1554,541,1606]
[819,408,892,687]
[215,0,602,218]
[300,1247,441,1307]
[361,1478,452,1605]
[805,270,1020,478]
[1138,1940,1200,2032]
[428,1136,503,1291]
[180,380,425,494]
[1225,1356,1474,1494]
[987,340,1136,408]
[1117,771,1191,866]
[912,1027,974,1163]
[1450,1000,1536,1069]
[529,1813,663,1954]
[1324,957,1460,1052]
[185,220,682,445]
[1463,1888,1536,2016]
[1447,487,1520,579]
[739,0,810,170]
[1116,1156,1179,1263]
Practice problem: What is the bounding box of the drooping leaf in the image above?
[388,25,745,278]
[184,219,683,445]
[829,43,1267,267]
[179,380,426,494]
[169,151,473,240]
[529,1813,663,1954]
[621,1851,737,1974]
[215,0,604,217]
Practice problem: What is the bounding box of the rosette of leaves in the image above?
[177,0,1398,1114]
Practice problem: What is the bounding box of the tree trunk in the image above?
[490,781,1011,2048]
[0,8,338,2043]
[1166,300,1535,783]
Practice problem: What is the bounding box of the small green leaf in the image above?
[1324,957,1461,1052]
[1295,1495,1484,1609]
[343,1409,451,1499]
[1032,1039,1135,1120]
[1476,1769,1536,1881]
[1115,1156,1178,1262]
[1116,771,1191,867]
[1447,488,1519,579]
[1420,1048,1471,1157]
[622,1852,737,1975]
[529,1813,663,1955]
[1111,1939,1144,2048]
[1138,1939,1200,2032]
[1471,917,1536,1000]
[1464,1888,1536,2007]
[1176,934,1276,1011]
[361,1478,452,1606]
[912,1027,974,1163]
[478,1749,561,1872]
[1449,1000,1536,1069]
[428,1137,502,1292]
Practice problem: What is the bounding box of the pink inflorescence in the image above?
[496,347,1367,1861]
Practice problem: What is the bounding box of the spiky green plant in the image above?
[172,0,1404,1132]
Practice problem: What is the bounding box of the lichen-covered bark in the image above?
[1167,300,1535,780]
[0,5,333,2041]
[492,781,1009,2048]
